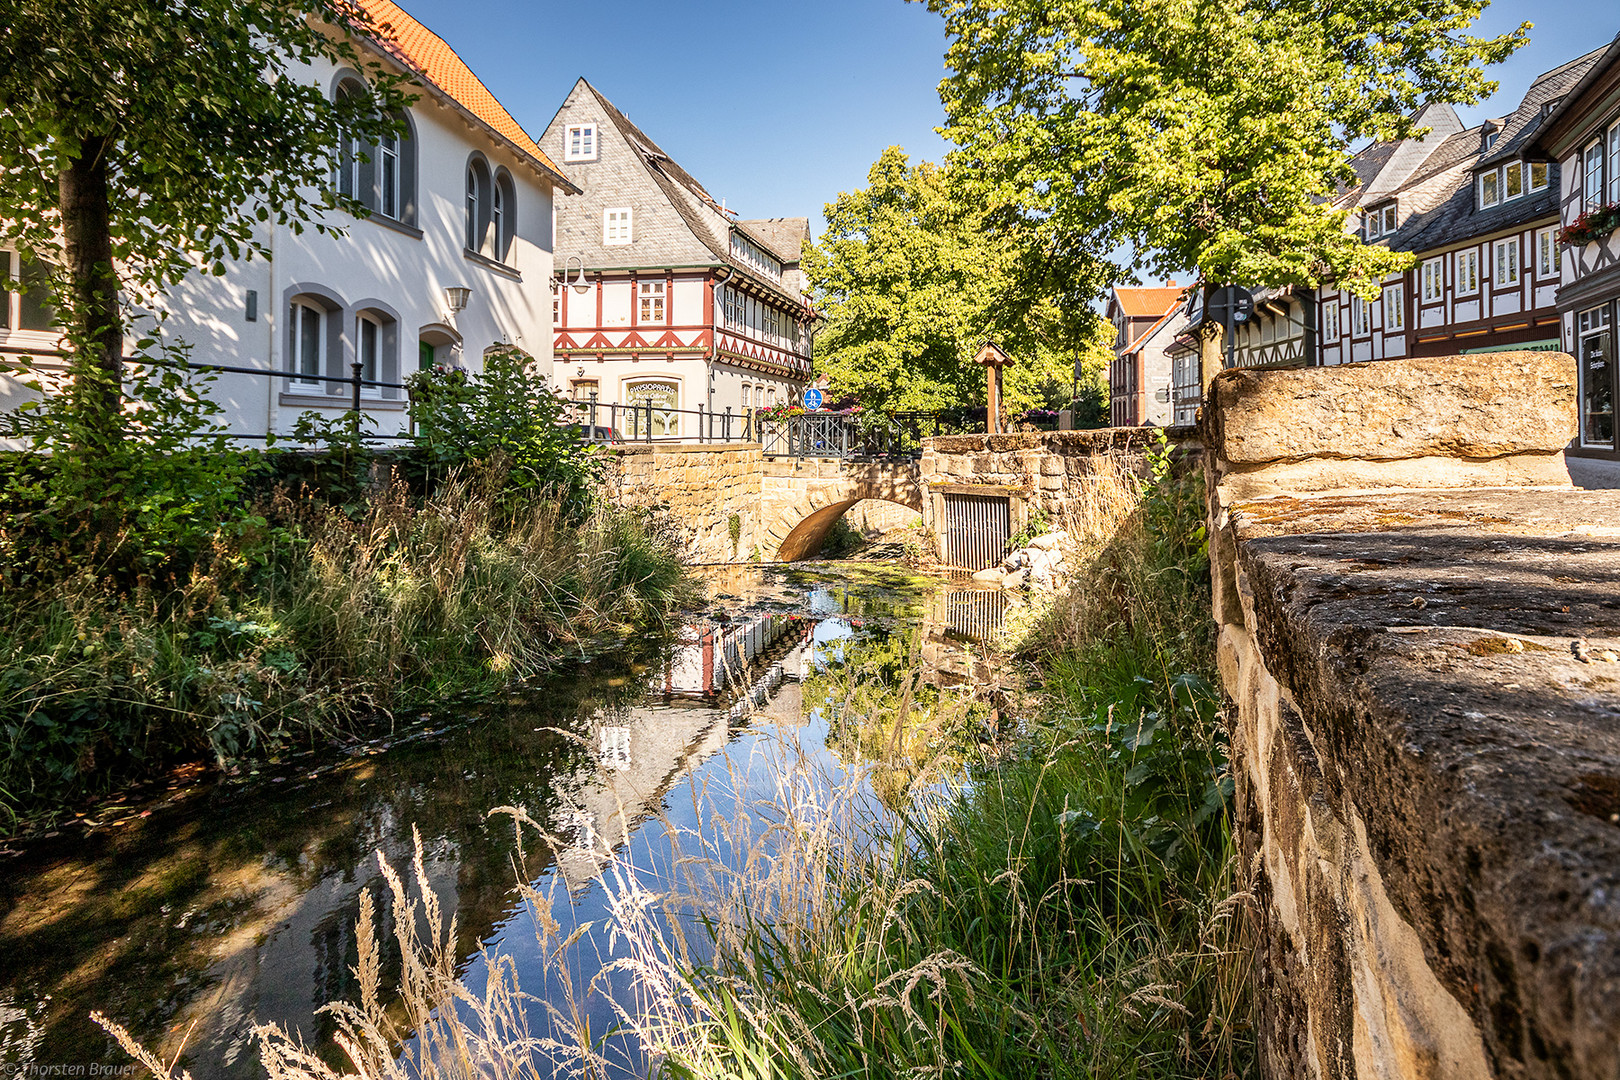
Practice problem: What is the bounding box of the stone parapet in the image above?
[1206,352,1576,501]
[1204,353,1619,1080]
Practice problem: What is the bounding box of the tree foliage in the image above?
[805,147,1110,419]
[924,0,1528,296]
[0,0,412,434]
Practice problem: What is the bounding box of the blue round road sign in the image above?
[802,388,824,410]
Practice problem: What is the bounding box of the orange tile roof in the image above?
[351,0,576,191]
[1113,285,1186,319]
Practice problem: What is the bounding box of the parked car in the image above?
[570,423,622,444]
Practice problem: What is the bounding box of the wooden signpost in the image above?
[976,340,1012,434]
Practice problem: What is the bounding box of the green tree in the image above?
[924,0,1527,383]
[806,147,1109,418]
[0,0,411,439]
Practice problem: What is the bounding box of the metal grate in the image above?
[941,493,1010,570]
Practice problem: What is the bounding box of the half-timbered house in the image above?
[1529,33,1620,463]
[1106,284,1185,426]
[541,80,812,438]
[1320,51,1602,368]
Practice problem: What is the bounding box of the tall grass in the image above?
[0,468,692,821]
[94,440,1250,1078]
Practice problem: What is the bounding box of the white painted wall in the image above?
[0,48,559,441]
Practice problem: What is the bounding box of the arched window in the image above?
[466,157,492,254]
[332,74,415,226]
[290,298,326,387]
[493,169,517,263]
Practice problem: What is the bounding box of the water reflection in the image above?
[0,567,997,1080]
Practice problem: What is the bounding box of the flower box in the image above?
[1557,204,1620,247]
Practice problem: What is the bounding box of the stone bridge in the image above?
[599,429,1167,564]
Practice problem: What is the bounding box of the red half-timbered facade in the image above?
[542,80,812,437]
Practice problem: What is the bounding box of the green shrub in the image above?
[406,348,600,517]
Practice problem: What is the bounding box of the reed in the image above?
[0,467,692,822]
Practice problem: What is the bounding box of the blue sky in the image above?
[405,0,1607,242]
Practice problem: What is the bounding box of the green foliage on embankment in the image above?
[629,438,1252,1079]
[0,352,690,828]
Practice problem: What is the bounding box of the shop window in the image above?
[626,379,678,438]
[1579,305,1614,449]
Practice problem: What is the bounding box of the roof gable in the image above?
[1112,285,1186,319]
[352,0,575,191]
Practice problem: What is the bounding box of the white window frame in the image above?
[290,299,325,388]
[1504,161,1524,202]
[1610,122,1620,204]
[565,124,597,163]
[1351,294,1371,336]
[638,280,665,324]
[1420,257,1444,303]
[1530,161,1550,192]
[604,207,633,245]
[1457,249,1480,296]
[1585,140,1605,211]
[1383,284,1405,332]
[1381,204,1397,235]
[1538,229,1563,278]
[1321,301,1339,340]
[1479,170,1500,208]
[379,132,400,219]
[1493,237,1520,287]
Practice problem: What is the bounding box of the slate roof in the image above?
[353,0,576,191]
[1527,34,1620,159]
[578,81,808,308]
[736,218,811,265]
[1360,46,1605,253]
[1479,45,1611,168]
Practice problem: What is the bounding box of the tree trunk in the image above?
[59,136,123,440]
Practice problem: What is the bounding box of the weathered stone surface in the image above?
[1206,352,1576,470]
[1227,494,1620,1080]
[1205,353,1620,1080]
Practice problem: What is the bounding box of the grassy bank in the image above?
[0,353,692,827]
[592,440,1250,1079]
[92,440,1249,1079]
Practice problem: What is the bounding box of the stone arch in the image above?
[760,460,924,561]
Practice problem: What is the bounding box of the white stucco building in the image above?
[0,0,577,438]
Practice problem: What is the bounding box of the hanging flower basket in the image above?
[1557,205,1620,247]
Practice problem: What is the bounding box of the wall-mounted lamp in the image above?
[443,285,472,318]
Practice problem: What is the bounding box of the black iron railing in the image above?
[570,400,758,445]
[758,408,986,459]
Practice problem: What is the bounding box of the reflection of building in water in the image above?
[920,588,1006,689]
[659,613,806,697]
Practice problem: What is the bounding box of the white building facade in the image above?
[0,0,576,438]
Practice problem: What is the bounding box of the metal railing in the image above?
[758,409,986,460]
[168,358,414,442]
[571,400,758,445]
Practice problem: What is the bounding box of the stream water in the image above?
[0,565,1009,1080]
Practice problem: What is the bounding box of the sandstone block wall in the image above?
[1206,352,1620,1080]
[919,428,1186,556]
[600,444,763,563]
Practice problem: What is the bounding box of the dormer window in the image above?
[1365,202,1397,239]
[1484,132,1498,150]
[1480,170,1500,208]
[565,124,597,162]
[1504,161,1524,200]
[1530,162,1550,191]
